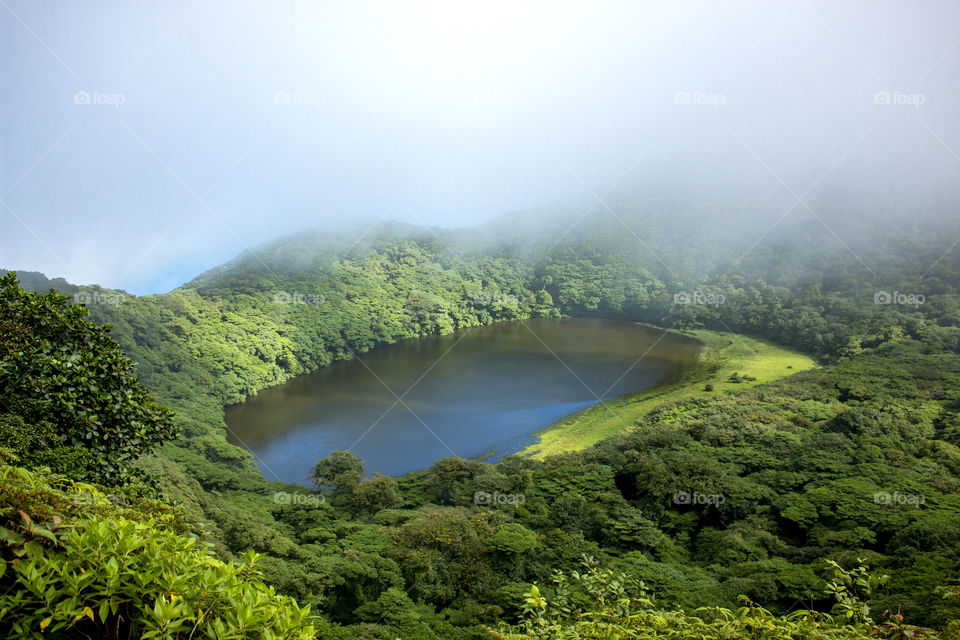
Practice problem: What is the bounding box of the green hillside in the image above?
[2,210,960,638]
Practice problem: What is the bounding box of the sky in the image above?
[2,0,959,294]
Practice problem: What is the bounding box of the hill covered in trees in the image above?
[2,205,960,638]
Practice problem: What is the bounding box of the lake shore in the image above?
[519,327,818,458]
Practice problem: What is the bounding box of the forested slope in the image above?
[3,207,960,638]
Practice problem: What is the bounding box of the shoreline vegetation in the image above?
[521,328,818,458]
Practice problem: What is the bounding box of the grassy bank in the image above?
[520,328,818,458]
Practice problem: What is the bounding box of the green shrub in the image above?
[0,516,315,639]
[0,272,176,484]
[491,556,940,639]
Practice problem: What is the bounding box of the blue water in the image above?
[225,318,698,483]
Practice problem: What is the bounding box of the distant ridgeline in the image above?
[3,206,960,638]
[0,269,77,295]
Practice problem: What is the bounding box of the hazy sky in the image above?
[2,0,959,293]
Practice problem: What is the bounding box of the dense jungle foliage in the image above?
[2,209,960,638]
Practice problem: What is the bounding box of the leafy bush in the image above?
[0,466,315,639]
[0,272,176,484]
[492,556,938,639]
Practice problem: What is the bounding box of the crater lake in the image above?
[225,318,700,482]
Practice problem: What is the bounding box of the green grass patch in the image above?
[520,328,818,458]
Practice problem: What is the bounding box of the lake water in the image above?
[225,318,699,483]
